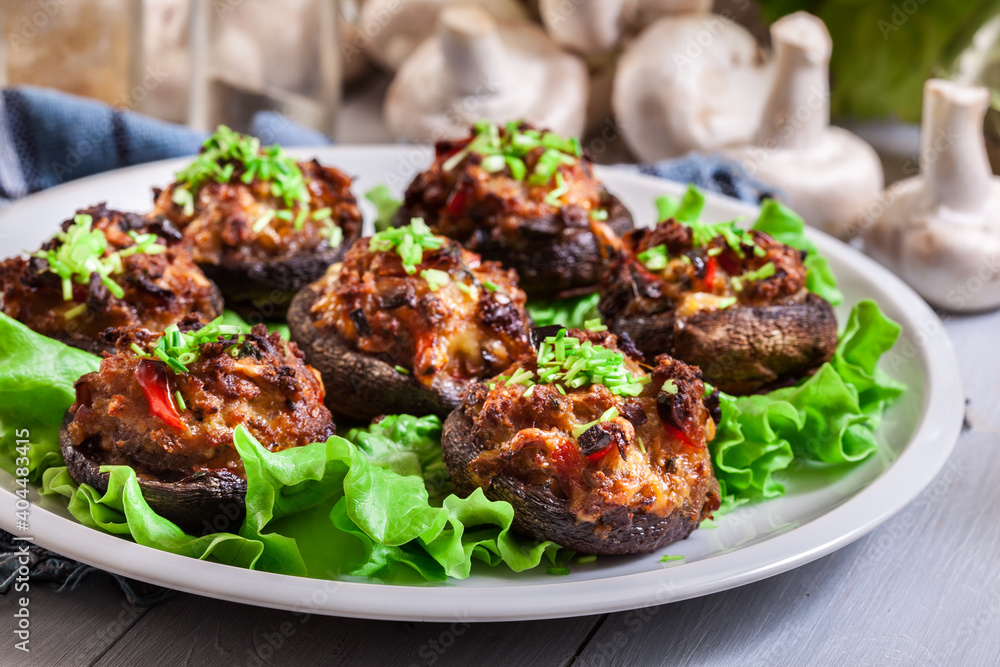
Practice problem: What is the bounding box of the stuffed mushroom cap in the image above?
[598,210,838,394]
[0,203,223,355]
[153,126,363,318]
[395,120,634,299]
[288,218,534,422]
[442,328,720,554]
[60,318,335,533]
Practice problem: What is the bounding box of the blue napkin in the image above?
[0,85,772,603]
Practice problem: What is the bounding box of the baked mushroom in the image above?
[394,120,634,299]
[60,318,335,533]
[288,218,534,422]
[384,5,588,142]
[153,126,363,319]
[0,204,223,354]
[597,210,838,395]
[442,327,720,554]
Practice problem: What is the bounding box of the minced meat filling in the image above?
[66,323,334,481]
[0,204,221,353]
[462,331,719,525]
[153,159,362,265]
[308,237,532,385]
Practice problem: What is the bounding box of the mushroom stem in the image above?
[921,79,992,215]
[439,6,509,97]
[754,12,831,151]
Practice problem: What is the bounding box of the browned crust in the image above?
[442,407,716,555]
[288,283,464,421]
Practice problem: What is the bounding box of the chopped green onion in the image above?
[293,207,309,230]
[480,154,507,173]
[660,554,684,563]
[456,282,474,296]
[718,296,738,309]
[523,385,536,398]
[63,303,88,320]
[637,244,668,271]
[326,222,343,248]
[504,156,526,181]
[311,207,333,220]
[369,218,444,274]
[732,262,776,292]
[571,407,620,438]
[252,210,276,234]
[584,318,606,332]
[577,555,597,564]
[637,437,646,454]
[150,318,245,374]
[590,208,609,221]
[174,390,187,411]
[546,566,571,576]
[394,365,410,375]
[130,342,148,357]
[483,280,499,293]
[420,268,451,292]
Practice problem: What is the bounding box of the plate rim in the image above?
[0,147,965,621]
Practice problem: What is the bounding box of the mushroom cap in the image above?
[360,0,529,72]
[865,177,1000,312]
[725,128,884,240]
[539,0,635,55]
[613,14,772,161]
[385,7,588,142]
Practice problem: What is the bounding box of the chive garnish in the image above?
[369,218,444,274]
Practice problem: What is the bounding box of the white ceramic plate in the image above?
[0,146,964,622]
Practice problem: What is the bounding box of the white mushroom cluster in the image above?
[864,79,1000,312]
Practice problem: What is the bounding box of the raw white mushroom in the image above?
[724,12,883,240]
[613,13,772,161]
[864,79,1000,312]
[539,0,635,56]
[384,5,588,142]
[360,0,528,72]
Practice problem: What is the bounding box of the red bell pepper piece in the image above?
[703,256,718,287]
[135,359,185,430]
[585,445,614,464]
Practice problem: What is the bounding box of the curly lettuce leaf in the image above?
[527,292,601,328]
[0,313,100,481]
[711,299,904,509]
[751,198,843,305]
[346,414,453,501]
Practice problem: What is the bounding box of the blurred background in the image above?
[2,0,1000,181]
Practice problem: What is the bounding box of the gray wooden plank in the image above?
[0,573,152,666]
[572,311,1000,667]
[94,593,602,667]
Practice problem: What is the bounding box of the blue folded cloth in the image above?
[0,85,772,602]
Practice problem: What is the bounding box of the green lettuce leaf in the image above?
[365,184,403,233]
[0,313,100,481]
[751,198,843,305]
[527,292,601,329]
[710,299,904,509]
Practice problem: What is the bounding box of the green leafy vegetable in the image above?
[638,244,669,271]
[0,313,100,481]
[527,292,600,329]
[364,184,403,233]
[711,299,905,510]
[655,186,758,257]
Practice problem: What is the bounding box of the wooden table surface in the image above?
[5,84,999,667]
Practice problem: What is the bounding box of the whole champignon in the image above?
[613,13,772,161]
[724,12,883,240]
[864,79,1000,312]
[385,5,588,142]
[360,0,528,72]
